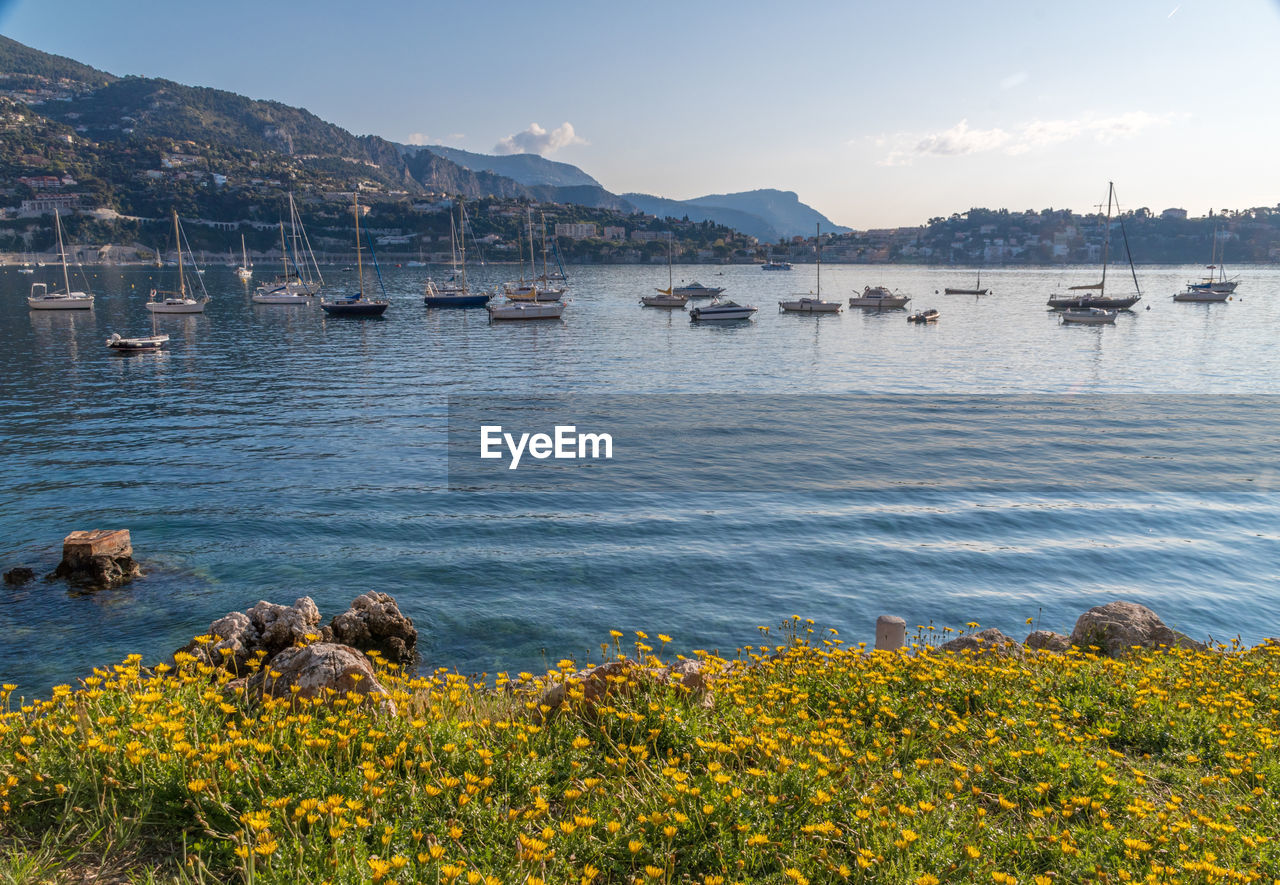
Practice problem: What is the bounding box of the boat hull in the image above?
[779,299,841,313]
[146,300,206,314]
[253,291,311,304]
[487,302,564,320]
[29,296,93,310]
[944,288,988,295]
[641,296,688,308]
[424,293,490,307]
[321,300,389,316]
[1046,295,1141,309]
[1060,309,1117,325]
[106,333,169,351]
[673,286,724,297]
[848,298,910,309]
[690,306,757,321]
[1173,290,1230,303]
[908,310,939,323]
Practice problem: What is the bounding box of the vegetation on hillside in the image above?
[2,622,1277,883]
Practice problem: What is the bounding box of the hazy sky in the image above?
[3,0,1278,228]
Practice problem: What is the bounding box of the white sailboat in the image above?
[253,221,312,304]
[235,233,252,281]
[28,209,94,310]
[506,209,565,301]
[641,234,688,308]
[1176,227,1238,300]
[257,193,323,298]
[146,211,210,313]
[780,223,841,313]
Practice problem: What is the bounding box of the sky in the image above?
[3,0,1279,229]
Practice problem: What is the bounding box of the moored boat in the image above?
[487,300,565,320]
[1172,287,1230,303]
[673,281,724,297]
[780,224,841,313]
[690,299,757,321]
[146,211,210,314]
[106,332,169,352]
[944,272,989,295]
[907,308,939,323]
[320,195,390,317]
[761,260,792,271]
[1060,307,1117,325]
[1047,182,1143,311]
[848,286,910,310]
[27,210,94,310]
[424,199,492,307]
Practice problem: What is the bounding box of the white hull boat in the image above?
[1173,288,1230,303]
[505,284,565,302]
[848,286,910,309]
[253,286,311,304]
[779,297,841,313]
[28,211,94,310]
[147,211,210,314]
[641,292,688,308]
[146,295,207,314]
[690,299,757,321]
[1060,307,1117,325]
[487,300,565,320]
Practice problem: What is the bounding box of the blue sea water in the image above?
[1,261,1278,694]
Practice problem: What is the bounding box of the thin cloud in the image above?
[406,133,466,146]
[999,71,1028,91]
[876,112,1174,165]
[493,122,587,156]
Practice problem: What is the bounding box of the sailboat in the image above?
[253,221,312,304]
[257,193,323,298]
[424,198,491,307]
[1176,227,1238,300]
[146,211,210,313]
[320,195,390,316]
[505,210,565,301]
[235,233,252,281]
[1048,183,1142,311]
[780,223,841,313]
[641,234,688,308]
[28,209,94,310]
[944,272,989,295]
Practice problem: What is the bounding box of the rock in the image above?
[48,530,140,588]
[1070,601,1207,657]
[324,592,417,665]
[3,567,35,585]
[536,658,715,722]
[178,597,323,674]
[1025,630,1071,653]
[241,643,395,713]
[938,627,1023,657]
[875,615,907,651]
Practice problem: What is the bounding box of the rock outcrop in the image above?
[323,592,417,665]
[237,643,395,713]
[178,594,416,675]
[937,627,1022,657]
[1070,601,1206,657]
[1025,630,1072,653]
[537,658,714,721]
[48,530,140,588]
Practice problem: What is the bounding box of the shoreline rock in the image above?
[48,529,140,589]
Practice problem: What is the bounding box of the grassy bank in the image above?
[1,623,1278,884]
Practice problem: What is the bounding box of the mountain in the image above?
[402,144,601,189]
[623,189,850,242]
[0,34,115,87]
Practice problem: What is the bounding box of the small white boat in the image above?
[761,260,792,271]
[848,286,910,309]
[28,210,94,310]
[1173,287,1230,303]
[1060,307,1117,325]
[690,299,757,321]
[487,300,565,320]
[673,281,724,297]
[17,267,34,275]
[106,332,169,352]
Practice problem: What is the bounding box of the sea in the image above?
[1,261,1278,695]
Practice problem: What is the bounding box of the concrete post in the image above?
[875,615,906,651]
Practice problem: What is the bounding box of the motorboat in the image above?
[761,260,792,271]
[848,286,910,309]
[1060,307,1117,325]
[487,300,565,320]
[106,332,169,352]
[673,281,724,297]
[27,211,94,310]
[690,299,757,321]
[907,308,939,323]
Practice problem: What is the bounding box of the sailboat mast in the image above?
[540,212,549,283]
[1099,182,1113,296]
[279,221,288,277]
[815,222,821,297]
[174,210,185,297]
[56,209,71,296]
[667,232,673,291]
[354,195,364,299]
[458,198,467,288]
[241,233,247,268]
[527,208,535,286]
